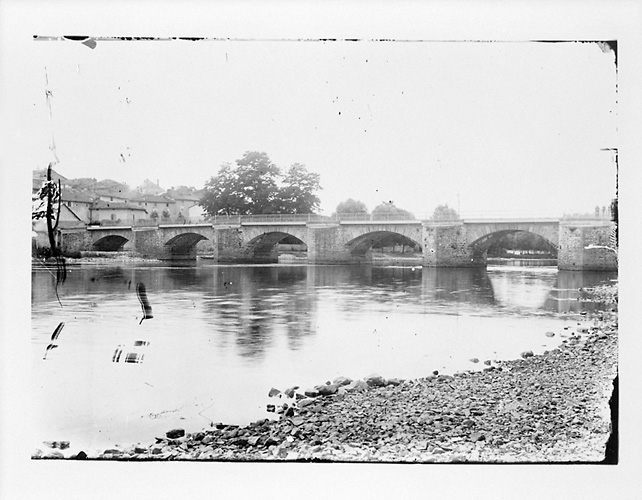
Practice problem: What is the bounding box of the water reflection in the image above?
[421,267,495,306]
[544,270,618,313]
[32,263,617,361]
[31,262,617,450]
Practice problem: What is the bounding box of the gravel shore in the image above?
[35,289,618,463]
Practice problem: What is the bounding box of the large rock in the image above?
[298,398,317,408]
[345,380,369,393]
[268,387,281,397]
[520,350,534,359]
[315,384,339,396]
[166,429,185,439]
[284,386,299,397]
[332,376,353,387]
[545,331,556,337]
[304,388,320,397]
[365,374,386,387]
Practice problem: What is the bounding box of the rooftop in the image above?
[134,194,175,203]
[90,201,148,211]
[61,188,95,203]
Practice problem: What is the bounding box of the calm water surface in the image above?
[31,261,616,452]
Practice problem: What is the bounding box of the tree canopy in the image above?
[430,204,460,221]
[277,163,322,214]
[372,201,414,220]
[199,152,322,216]
[335,198,368,215]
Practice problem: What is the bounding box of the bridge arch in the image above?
[345,230,422,257]
[93,234,129,251]
[244,231,307,262]
[468,229,558,261]
[164,232,210,256]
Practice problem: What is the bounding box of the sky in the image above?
[17,38,617,218]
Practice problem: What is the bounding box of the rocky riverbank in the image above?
[34,287,618,463]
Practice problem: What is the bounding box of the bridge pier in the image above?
[558,222,617,271]
[306,225,367,264]
[59,228,93,255]
[421,222,484,267]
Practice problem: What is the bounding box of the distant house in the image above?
[164,187,204,221]
[31,169,204,229]
[60,188,95,224]
[130,194,175,218]
[89,201,148,224]
[95,188,134,203]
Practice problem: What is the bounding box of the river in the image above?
[31,260,616,454]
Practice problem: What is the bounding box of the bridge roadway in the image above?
[59,215,617,271]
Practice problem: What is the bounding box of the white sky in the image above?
[19,37,616,217]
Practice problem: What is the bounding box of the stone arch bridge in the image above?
[59,217,617,271]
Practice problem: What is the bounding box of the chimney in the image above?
[156,178,160,187]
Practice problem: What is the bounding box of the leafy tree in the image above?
[335,198,368,215]
[150,210,159,219]
[200,152,322,216]
[200,162,245,215]
[278,163,322,214]
[430,204,459,221]
[162,209,170,218]
[372,201,414,220]
[200,152,280,215]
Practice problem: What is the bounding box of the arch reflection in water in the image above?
[421,268,495,308]
[203,266,315,358]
